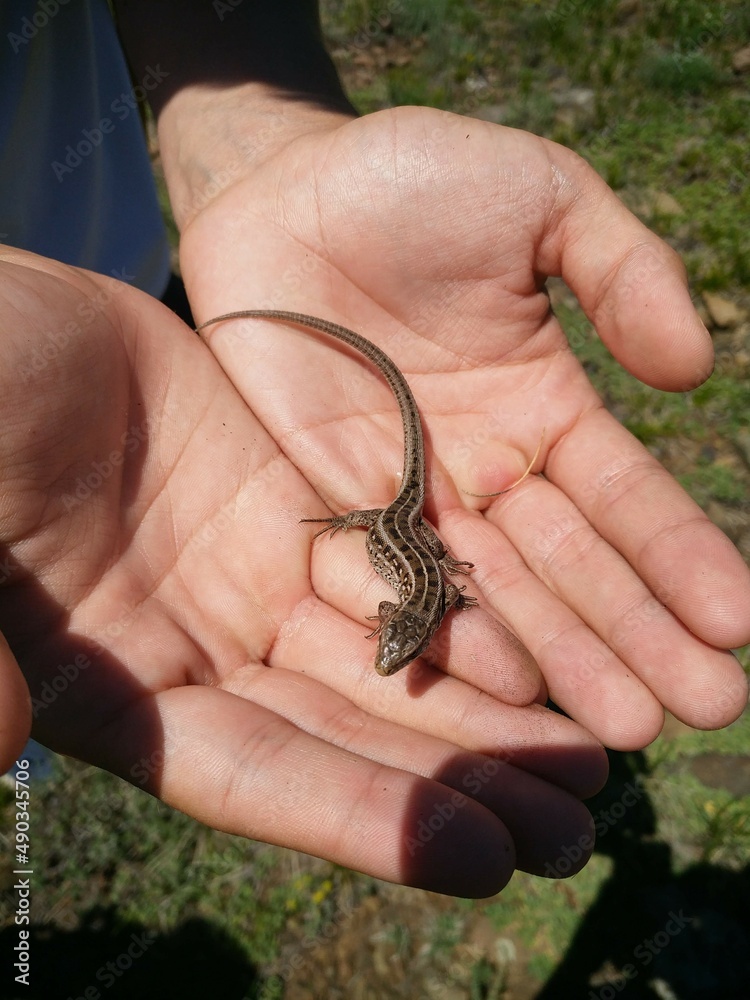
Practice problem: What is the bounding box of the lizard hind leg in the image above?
[419,520,474,576]
[445,583,479,611]
[440,552,474,576]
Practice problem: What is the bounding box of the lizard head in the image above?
[375,610,432,676]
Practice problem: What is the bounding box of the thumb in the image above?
[0,632,32,773]
[549,143,713,391]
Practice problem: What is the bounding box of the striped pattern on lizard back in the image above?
[194,309,477,675]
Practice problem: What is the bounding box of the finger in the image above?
[447,506,666,749]
[302,519,545,706]
[126,687,517,898]
[269,594,608,797]
[549,408,750,653]
[220,666,598,877]
[0,632,32,773]
[481,436,746,736]
[547,144,714,390]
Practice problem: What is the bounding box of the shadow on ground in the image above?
[1,907,258,1000]
[535,748,750,1000]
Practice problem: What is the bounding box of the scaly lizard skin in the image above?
[196,310,477,674]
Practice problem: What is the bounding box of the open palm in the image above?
[0,249,605,897]
[180,106,750,751]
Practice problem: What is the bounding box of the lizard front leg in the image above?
[301,508,382,539]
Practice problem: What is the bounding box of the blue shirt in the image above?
[0,0,170,296]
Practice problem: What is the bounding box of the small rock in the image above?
[616,0,640,19]
[690,753,750,797]
[703,292,748,329]
[465,73,490,94]
[470,103,508,124]
[732,45,750,74]
[550,86,596,111]
[652,191,684,216]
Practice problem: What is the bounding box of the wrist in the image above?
[158,84,354,230]
[113,0,356,229]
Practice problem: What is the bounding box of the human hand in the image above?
[0,249,602,896]
[178,105,750,750]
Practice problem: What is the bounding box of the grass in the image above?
[330,0,750,291]
[3,2,749,998]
